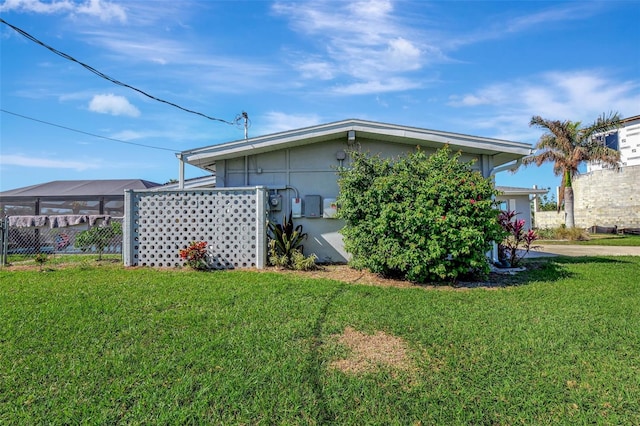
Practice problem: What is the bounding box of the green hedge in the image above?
[337,146,504,282]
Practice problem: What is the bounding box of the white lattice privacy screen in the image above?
[123,187,267,269]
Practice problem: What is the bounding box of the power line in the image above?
[1,109,179,153]
[0,18,234,125]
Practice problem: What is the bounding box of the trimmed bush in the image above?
[337,146,504,282]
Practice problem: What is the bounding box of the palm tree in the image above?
[523,112,621,228]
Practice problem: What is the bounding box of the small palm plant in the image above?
[267,212,316,270]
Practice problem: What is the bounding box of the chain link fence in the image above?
[1,216,123,266]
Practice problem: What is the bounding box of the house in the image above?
[535,114,640,230]
[175,119,533,263]
[0,179,161,217]
[1,179,161,260]
[588,114,640,171]
[495,186,549,230]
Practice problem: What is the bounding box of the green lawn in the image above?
[539,234,640,246]
[1,257,639,424]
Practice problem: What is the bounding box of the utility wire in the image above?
[0,18,234,125]
[1,109,180,153]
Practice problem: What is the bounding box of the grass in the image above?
[539,234,640,246]
[4,253,122,269]
[1,257,639,424]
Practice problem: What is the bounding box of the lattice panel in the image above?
[124,188,266,269]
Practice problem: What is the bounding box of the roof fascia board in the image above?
[497,189,549,196]
[181,119,532,164]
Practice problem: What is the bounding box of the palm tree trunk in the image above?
[564,186,575,228]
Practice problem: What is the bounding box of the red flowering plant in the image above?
[497,210,540,267]
[179,241,209,270]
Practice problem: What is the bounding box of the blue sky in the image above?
[1,0,639,193]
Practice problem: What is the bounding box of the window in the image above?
[604,132,619,150]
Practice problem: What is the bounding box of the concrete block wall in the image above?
[573,166,639,228]
[534,211,565,229]
[534,165,639,229]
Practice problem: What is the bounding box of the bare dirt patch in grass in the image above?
[329,326,414,374]
[274,264,416,288]
[269,264,532,290]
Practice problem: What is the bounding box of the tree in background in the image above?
[523,113,621,228]
[74,221,122,260]
[537,191,560,212]
[337,146,504,283]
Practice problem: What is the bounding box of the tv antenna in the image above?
[234,111,251,140]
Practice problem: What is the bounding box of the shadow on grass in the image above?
[485,256,632,288]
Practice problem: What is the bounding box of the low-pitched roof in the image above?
[179,118,533,172]
[496,186,549,196]
[0,179,160,198]
[152,175,217,190]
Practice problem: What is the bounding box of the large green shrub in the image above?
[337,146,504,283]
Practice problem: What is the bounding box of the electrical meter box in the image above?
[291,198,302,218]
[323,198,338,218]
[305,195,321,218]
[269,194,282,211]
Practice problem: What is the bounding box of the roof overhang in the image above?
[152,175,217,191]
[496,186,549,196]
[179,119,533,172]
[0,179,161,198]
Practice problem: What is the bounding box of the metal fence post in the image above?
[1,217,8,267]
[123,190,135,266]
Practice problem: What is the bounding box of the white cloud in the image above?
[109,129,183,141]
[1,0,126,22]
[110,130,145,140]
[0,0,74,14]
[448,70,640,142]
[448,85,510,107]
[503,3,602,34]
[296,61,335,80]
[386,37,421,71]
[259,112,323,135]
[347,0,393,19]
[74,0,126,23]
[78,29,279,94]
[273,0,434,94]
[88,94,140,117]
[2,154,100,170]
[443,2,604,50]
[332,77,422,95]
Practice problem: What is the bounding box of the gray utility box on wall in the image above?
[304,195,321,218]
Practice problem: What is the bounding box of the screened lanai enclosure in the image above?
[0,179,160,263]
[0,179,160,217]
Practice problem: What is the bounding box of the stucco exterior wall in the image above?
[495,195,535,230]
[215,137,487,262]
